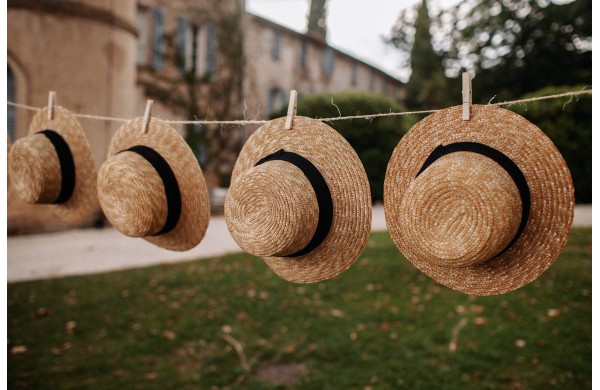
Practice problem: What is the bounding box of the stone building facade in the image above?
[243,13,405,119]
[7,0,404,233]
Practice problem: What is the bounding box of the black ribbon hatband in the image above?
[255,149,333,257]
[124,145,182,236]
[38,129,76,204]
[416,141,531,259]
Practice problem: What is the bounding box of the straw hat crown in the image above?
[8,106,98,224]
[226,159,320,257]
[384,105,574,296]
[399,151,523,268]
[97,117,210,251]
[225,116,371,284]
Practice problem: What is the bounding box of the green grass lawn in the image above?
[8,229,591,389]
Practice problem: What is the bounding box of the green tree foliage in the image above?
[512,86,591,203]
[388,0,591,102]
[448,0,591,101]
[271,92,413,202]
[390,0,451,109]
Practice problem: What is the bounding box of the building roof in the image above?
[246,12,404,87]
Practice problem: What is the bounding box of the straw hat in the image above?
[225,116,372,283]
[97,117,210,251]
[8,106,98,224]
[384,105,574,296]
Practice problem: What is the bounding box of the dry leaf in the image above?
[221,325,233,334]
[11,345,27,354]
[66,321,77,335]
[163,330,176,340]
[473,317,488,326]
[35,307,52,318]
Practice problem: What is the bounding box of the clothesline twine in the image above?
[6,89,592,127]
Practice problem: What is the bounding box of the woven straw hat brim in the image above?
[105,117,210,251]
[27,106,98,224]
[384,105,574,296]
[230,116,372,283]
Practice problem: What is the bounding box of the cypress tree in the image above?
[406,0,449,109]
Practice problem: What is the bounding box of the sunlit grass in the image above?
[8,229,591,389]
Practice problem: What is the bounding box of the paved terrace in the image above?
[7,204,591,282]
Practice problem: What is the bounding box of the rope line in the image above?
[7,89,591,126]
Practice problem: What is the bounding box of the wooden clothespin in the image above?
[284,90,298,130]
[462,72,472,121]
[47,91,57,121]
[141,100,154,133]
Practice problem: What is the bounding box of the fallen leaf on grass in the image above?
[35,307,52,318]
[515,339,526,348]
[258,291,269,299]
[473,317,488,326]
[163,330,176,340]
[470,305,485,314]
[11,345,28,354]
[547,308,560,318]
[285,344,296,353]
[145,372,159,380]
[221,325,233,334]
[66,321,77,335]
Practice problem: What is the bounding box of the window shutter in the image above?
[176,17,188,73]
[152,7,166,69]
[206,25,218,81]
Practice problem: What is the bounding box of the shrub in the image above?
[512,85,591,203]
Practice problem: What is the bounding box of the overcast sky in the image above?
[245,0,426,82]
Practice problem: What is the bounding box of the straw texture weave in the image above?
[98,117,210,251]
[384,105,574,295]
[226,116,372,283]
[8,106,98,224]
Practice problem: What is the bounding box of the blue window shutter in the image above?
[272,30,281,61]
[176,17,189,74]
[300,39,307,69]
[152,7,165,69]
[135,6,149,65]
[323,48,335,77]
[206,25,218,81]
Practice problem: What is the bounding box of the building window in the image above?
[381,79,388,95]
[136,5,150,66]
[267,87,286,116]
[272,30,281,61]
[369,71,376,91]
[206,25,218,81]
[300,39,307,69]
[323,47,335,77]
[7,66,16,142]
[176,17,194,74]
[351,63,357,86]
[152,7,166,69]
